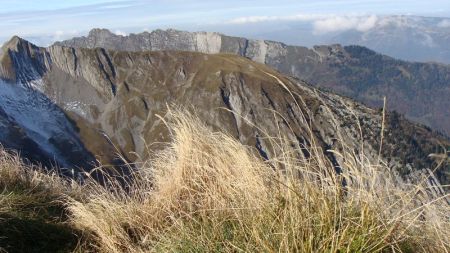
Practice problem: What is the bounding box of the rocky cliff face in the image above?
[0,38,96,173]
[1,36,449,184]
[57,29,450,136]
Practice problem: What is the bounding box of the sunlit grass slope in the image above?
[0,109,449,252]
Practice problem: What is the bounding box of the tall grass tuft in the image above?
[66,109,450,253]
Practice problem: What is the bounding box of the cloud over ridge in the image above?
[313,15,378,34]
[228,14,380,34]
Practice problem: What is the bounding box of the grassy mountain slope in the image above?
[57,29,450,136]
[0,110,449,252]
[0,36,449,185]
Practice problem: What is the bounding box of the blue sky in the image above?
[1,0,450,45]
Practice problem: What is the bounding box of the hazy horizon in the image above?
[1,0,450,47]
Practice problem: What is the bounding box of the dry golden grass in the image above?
[63,109,450,253]
[0,108,449,252]
[0,148,82,252]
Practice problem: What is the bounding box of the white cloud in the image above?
[228,16,278,24]
[54,30,65,40]
[228,14,379,34]
[420,32,436,47]
[437,19,450,27]
[313,15,378,34]
[227,14,326,24]
[52,30,80,43]
[114,30,127,36]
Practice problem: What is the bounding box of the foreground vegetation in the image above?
[0,149,81,252]
[0,109,449,252]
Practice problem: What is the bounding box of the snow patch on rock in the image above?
[0,80,83,167]
[64,101,88,117]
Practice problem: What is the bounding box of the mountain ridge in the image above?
[0,36,449,184]
[56,28,450,136]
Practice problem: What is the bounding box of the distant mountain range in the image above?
[223,15,450,64]
[1,35,448,184]
[57,28,450,136]
[328,16,450,64]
